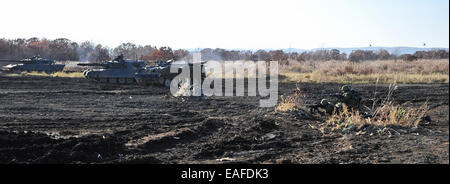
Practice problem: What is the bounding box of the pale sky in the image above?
[1,0,448,49]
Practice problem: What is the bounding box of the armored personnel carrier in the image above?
[0,56,65,73]
[77,54,146,84]
[135,60,206,87]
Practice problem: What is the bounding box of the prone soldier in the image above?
[309,99,342,115]
[334,85,362,110]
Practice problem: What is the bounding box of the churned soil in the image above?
[0,75,448,164]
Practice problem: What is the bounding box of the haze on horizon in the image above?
[0,0,448,50]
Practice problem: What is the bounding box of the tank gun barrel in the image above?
[77,63,108,67]
[0,59,27,63]
[0,58,52,63]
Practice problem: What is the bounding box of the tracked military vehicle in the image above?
[78,54,146,84]
[135,60,206,87]
[0,56,65,73]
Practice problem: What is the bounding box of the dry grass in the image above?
[275,84,306,112]
[6,71,84,78]
[322,83,429,134]
[205,59,449,83]
[281,72,449,84]
[326,102,428,132]
[280,59,449,84]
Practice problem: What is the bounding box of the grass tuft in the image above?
[326,102,428,132]
[275,84,306,112]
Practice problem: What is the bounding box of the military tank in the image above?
[0,56,65,73]
[135,60,206,87]
[77,54,146,84]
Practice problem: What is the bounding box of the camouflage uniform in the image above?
[319,99,341,115]
[309,86,361,115]
[339,85,362,109]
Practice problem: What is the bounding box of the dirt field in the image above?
[0,74,448,164]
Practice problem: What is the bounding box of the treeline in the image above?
[0,38,109,61]
[0,38,189,63]
[198,49,348,62]
[399,50,449,61]
[0,38,448,63]
[348,49,449,62]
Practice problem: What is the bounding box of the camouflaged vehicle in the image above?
[135,60,206,87]
[77,54,146,84]
[0,56,65,73]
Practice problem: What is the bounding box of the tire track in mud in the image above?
[125,117,225,153]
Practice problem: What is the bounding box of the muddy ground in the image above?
[0,74,448,164]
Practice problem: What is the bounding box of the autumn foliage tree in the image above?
[173,49,189,61]
[143,47,175,63]
[0,37,79,61]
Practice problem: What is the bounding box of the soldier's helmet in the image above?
[320,99,329,106]
[341,85,351,92]
[335,103,343,109]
